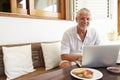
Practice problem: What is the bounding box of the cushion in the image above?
[41,41,61,70]
[2,45,35,80]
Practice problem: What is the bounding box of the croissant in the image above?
[72,68,93,79]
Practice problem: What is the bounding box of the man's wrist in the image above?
[77,56,82,62]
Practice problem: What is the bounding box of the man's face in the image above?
[76,12,91,30]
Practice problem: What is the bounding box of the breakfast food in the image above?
[72,68,93,79]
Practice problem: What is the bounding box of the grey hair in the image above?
[76,8,91,17]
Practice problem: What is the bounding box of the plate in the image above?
[70,68,103,80]
[107,66,120,73]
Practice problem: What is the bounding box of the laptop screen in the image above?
[82,45,120,67]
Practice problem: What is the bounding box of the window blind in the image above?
[73,0,111,20]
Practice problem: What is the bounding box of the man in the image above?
[60,8,101,68]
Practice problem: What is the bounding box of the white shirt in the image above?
[61,26,101,55]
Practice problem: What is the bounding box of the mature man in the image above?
[60,8,101,68]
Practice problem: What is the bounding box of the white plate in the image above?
[107,66,120,73]
[70,68,103,80]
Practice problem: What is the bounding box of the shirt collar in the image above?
[75,27,92,40]
[74,26,80,39]
[86,27,92,39]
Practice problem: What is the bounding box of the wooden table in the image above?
[29,65,120,80]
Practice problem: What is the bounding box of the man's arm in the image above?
[61,54,82,62]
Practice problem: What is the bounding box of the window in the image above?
[0,0,65,20]
[28,0,65,19]
[71,0,112,20]
[0,0,10,12]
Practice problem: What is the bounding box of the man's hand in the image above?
[77,56,82,62]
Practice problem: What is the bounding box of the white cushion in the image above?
[41,41,61,70]
[2,45,35,80]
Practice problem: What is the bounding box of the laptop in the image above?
[78,45,120,67]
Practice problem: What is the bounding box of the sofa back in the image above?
[0,42,45,76]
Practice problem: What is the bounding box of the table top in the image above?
[29,65,120,80]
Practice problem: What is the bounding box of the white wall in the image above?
[0,16,76,45]
[0,6,118,45]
